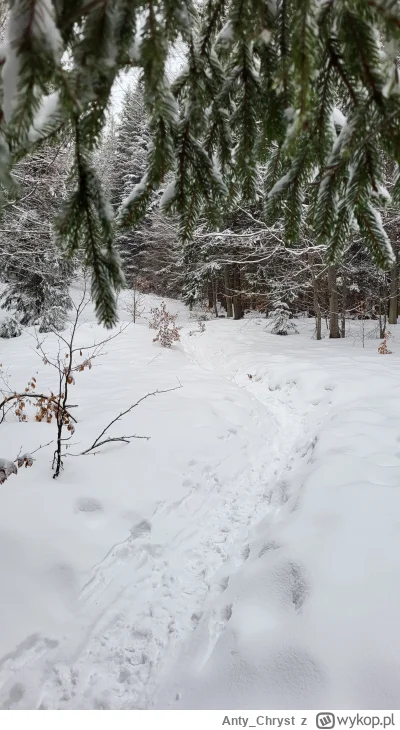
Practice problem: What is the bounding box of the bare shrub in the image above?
[378,331,392,354]
[149,302,180,348]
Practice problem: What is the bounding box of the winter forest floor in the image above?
[1,291,400,710]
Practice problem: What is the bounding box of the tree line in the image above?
[1,79,399,341]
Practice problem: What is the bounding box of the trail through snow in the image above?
[3,303,400,709]
[0,307,309,710]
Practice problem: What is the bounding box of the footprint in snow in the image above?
[221,604,233,622]
[219,576,230,592]
[259,541,280,558]
[75,497,103,513]
[218,427,237,441]
[129,520,152,539]
[288,561,309,611]
[3,683,25,709]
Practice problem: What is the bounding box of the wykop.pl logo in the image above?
[316,715,335,729]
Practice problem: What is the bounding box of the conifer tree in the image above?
[100,83,180,294]
[107,84,153,285]
[1,0,400,326]
[0,141,73,329]
[270,301,298,336]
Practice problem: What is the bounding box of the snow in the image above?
[365,204,395,264]
[35,0,62,57]
[130,35,142,63]
[2,0,62,124]
[332,107,346,128]
[260,29,272,45]
[160,181,176,208]
[1,293,400,709]
[216,21,234,45]
[268,172,292,199]
[28,92,60,142]
[374,184,392,202]
[119,174,148,212]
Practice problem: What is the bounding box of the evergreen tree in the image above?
[0,142,73,329]
[100,83,181,295]
[109,84,153,285]
[1,1,400,325]
[270,301,298,336]
[0,316,21,339]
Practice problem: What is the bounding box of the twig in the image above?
[31,439,54,455]
[80,382,182,456]
[82,434,150,456]
[146,352,162,366]
[71,323,131,355]
[12,439,54,465]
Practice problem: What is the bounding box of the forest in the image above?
[1,74,400,345]
[1,0,400,714]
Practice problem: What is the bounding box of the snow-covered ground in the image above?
[1,293,400,709]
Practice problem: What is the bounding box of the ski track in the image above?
[0,331,309,710]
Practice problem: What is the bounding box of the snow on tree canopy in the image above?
[270,301,298,336]
[28,91,60,142]
[2,0,62,124]
[0,317,22,339]
[160,181,176,209]
[332,108,346,128]
[120,176,149,212]
[0,0,400,326]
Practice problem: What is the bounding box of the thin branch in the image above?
[30,439,54,455]
[80,382,182,456]
[71,323,130,354]
[82,434,150,456]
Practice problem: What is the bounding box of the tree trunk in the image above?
[389,261,398,325]
[379,295,386,339]
[328,265,340,338]
[207,281,213,310]
[212,278,219,318]
[232,267,243,320]
[224,266,233,318]
[309,253,321,340]
[341,272,347,338]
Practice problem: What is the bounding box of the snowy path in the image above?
[3,309,400,709]
[0,318,307,710]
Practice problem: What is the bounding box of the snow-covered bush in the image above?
[0,317,22,339]
[270,301,298,336]
[149,302,180,348]
[2,275,72,331]
[38,297,69,333]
